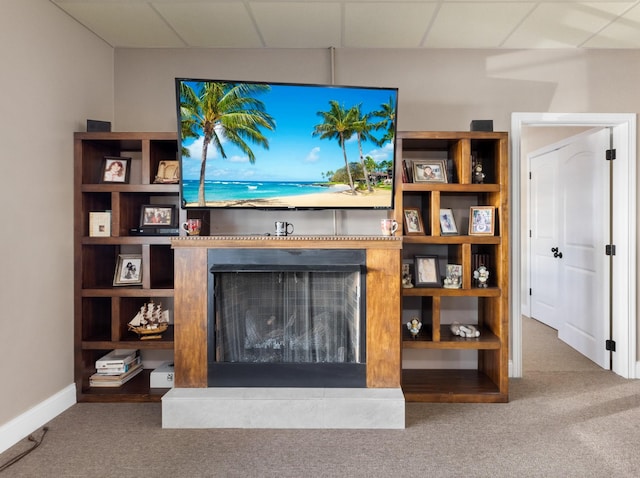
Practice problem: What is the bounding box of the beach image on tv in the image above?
[176,79,397,209]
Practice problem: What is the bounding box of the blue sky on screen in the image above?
[179,82,396,182]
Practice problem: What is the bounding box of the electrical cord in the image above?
[0,427,49,472]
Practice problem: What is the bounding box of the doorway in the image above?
[528,127,610,369]
[510,113,637,379]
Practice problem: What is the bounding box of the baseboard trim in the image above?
[0,384,76,454]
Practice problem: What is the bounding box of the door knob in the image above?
[551,247,563,259]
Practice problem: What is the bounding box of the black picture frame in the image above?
[414,255,441,287]
[140,205,177,228]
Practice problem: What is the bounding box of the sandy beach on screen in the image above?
[186,187,392,208]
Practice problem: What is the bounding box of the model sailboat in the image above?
[128,301,169,340]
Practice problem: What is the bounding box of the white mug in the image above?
[182,218,201,236]
[381,219,398,236]
[275,221,294,236]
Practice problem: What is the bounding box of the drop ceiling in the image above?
[51,1,640,49]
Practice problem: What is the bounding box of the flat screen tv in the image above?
[175,78,398,210]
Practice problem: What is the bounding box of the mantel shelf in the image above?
[171,235,402,250]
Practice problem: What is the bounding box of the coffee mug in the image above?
[275,221,294,236]
[182,218,201,236]
[381,219,398,236]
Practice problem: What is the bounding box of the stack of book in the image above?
[89,349,142,388]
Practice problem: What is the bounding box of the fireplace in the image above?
[166,236,404,429]
[208,249,366,387]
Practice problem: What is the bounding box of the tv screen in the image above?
[175,78,398,210]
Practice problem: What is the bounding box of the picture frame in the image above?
[439,208,458,235]
[414,255,441,287]
[154,160,180,184]
[412,159,448,183]
[89,211,111,237]
[140,205,177,228]
[101,156,130,184]
[113,254,142,286]
[403,207,424,235]
[469,206,495,235]
[444,264,463,289]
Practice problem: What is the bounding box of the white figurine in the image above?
[450,321,480,338]
[406,318,422,338]
[473,265,489,288]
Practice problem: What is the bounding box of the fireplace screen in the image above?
[208,249,367,387]
[215,271,362,364]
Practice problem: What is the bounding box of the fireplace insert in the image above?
[208,249,367,387]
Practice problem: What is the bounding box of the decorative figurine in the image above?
[443,264,462,289]
[473,265,489,288]
[472,157,485,184]
[402,263,414,289]
[406,317,422,339]
[450,321,480,338]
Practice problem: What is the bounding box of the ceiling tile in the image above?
[583,3,640,47]
[154,2,263,48]
[250,2,341,48]
[426,2,535,48]
[502,2,632,48]
[344,2,438,48]
[54,1,186,47]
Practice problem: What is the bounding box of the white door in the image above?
[529,128,611,368]
[530,153,561,329]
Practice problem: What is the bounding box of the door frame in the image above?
[511,113,637,379]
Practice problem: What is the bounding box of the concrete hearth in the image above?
[162,387,405,429]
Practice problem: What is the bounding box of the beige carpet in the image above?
[1,317,639,477]
[522,316,603,373]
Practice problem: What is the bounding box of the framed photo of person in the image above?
[140,205,177,228]
[412,159,448,183]
[414,255,441,287]
[101,156,130,184]
[113,254,142,286]
[403,207,424,235]
[439,208,458,235]
[469,206,495,235]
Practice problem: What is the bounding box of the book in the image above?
[89,362,143,387]
[95,349,139,370]
[89,211,111,237]
[95,356,141,375]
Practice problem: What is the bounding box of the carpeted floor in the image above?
[1,317,639,477]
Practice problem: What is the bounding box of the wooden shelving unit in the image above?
[394,131,509,403]
[73,132,190,402]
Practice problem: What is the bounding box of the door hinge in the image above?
[606,149,616,161]
[606,339,616,352]
[529,288,532,296]
[605,244,616,256]
[529,171,532,179]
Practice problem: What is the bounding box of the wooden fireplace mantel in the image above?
[171,235,402,389]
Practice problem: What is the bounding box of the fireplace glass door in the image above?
[208,249,366,387]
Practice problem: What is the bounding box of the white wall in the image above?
[0,0,113,433]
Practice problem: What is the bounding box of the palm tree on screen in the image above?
[179,81,275,206]
[351,104,377,192]
[372,96,396,147]
[313,100,358,195]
